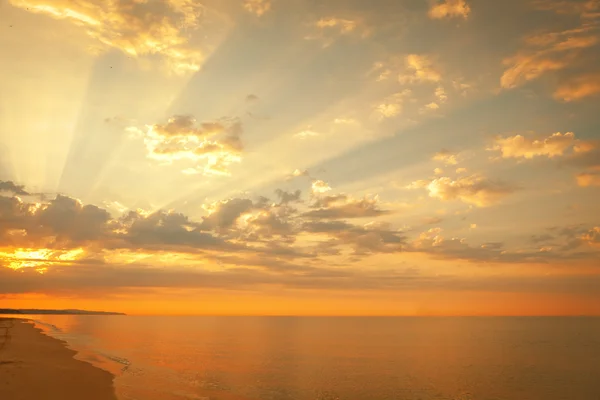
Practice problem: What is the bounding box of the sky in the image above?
[0,0,599,316]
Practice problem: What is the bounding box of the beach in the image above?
[0,318,117,400]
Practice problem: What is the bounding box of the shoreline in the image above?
[0,318,118,400]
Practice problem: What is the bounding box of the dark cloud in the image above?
[275,189,302,205]
[0,194,111,248]
[303,220,405,255]
[564,142,600,168]
[200,198,254,231]
[122,210,225,250]
[411,224,600,263]
[0,181,29,196]
[38,195,112,243]
[2,258,599,297]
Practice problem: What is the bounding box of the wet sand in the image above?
[0,318,117,400]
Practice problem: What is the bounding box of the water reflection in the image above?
[3,316,600,400]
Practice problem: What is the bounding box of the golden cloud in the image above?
[490,132,577,159]
[130,115,243,176]
[243,0,271,16]
[371,55,442,85]
[373,90,412,119]
[316,17,360,34]
[432,149,459,165]
[413,227,445,248]
[311,180,332,194]
[400,55,442,84]
[306,16,370,46]
[428,0,471,19]
[9,0,205,74]
[580,227,600,246]
[408,175,516,207]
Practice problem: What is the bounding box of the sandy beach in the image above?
[0,318,117,400]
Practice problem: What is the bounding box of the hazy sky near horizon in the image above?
[1,0,599,315]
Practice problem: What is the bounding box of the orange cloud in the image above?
[428,0,471,19]
[532,0,600,19]
[580,227,600,246]
[576,172,600,186]
[501,22,599,90]
[554,73,600,101]
[490,132,577,159]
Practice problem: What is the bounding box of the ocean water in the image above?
[5,316,600,400]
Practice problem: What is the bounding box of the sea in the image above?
[3,316,600,400]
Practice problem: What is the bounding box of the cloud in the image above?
[294,128,320,139]
[151,115,227,139]
[433,149,459,165]
[435,86,448,102]
[564,140,600,169]
[408,175,516,207]
[1,181,599,296]
[333,118,358,125]
[243,0,271,16]
[4,256,600,296]
[303,195,390,219]
[286,169,310,181]
[0,194,112,249]
[409,225,600,264]
[246,94,259,103]
[200,198,255,232]
[241,209,295,239]
[421,102,440,113]
[303,220,404,255]
[123,209,225,250]
[373,90,412,119]
[554,73,600,101]
[8,0,205,74]
[490,132,577,159]
[311,180,332,194]
[131,115,243,176]
[315,18,360,34]
[372,55,442,85]
[580,227,600,246]
[501,21,600,90]
[576,172,600,186]
[400,55,442,84]
[275,189,302,205]
[306,16,369,46]
[532,0,600,19]
[428,0,471,19]
[0,181,29,196]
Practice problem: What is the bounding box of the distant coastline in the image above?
[0,308,126,315]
